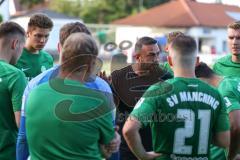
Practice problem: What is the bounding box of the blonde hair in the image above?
[228,21,240,30]
[167,31,184,44]
[61,33,98,73]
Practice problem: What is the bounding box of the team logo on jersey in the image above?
[41,66,47,72]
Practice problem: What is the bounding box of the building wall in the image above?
[114,26,186,63]
[186,27,228,54]
[115,25,228,65]
[115,26,152,63]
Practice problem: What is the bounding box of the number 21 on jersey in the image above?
[173,109,211,155]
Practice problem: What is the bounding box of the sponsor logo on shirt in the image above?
[188,84,198,87]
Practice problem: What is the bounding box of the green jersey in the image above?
[15,48,53,80]
[160,62,174,75]
[26,78,115,160]
[0,60,27,160]
[209,76,240,160]
[213,54,240,77]
[131,77,229,160]
[210,145,227,160]
[218,76,240,113]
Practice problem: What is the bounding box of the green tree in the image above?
[0,0,4,22]
[0,14,3,23]
[144,0,169,9]
[20,0,45,8]
[49,0,169,24]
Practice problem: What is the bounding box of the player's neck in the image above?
[0,55,10,63]
[231,54,240,63]
[59,70,88,83]
[24,44,39,54]
[174,69,195,78]
[212,75,223,87]
[0,48,11,63]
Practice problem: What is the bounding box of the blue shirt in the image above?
[16,65,115,160]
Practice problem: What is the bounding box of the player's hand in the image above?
[142,151,161,160]
[98,71,112,84]
[100,144,112,159]
[105,128,121,153]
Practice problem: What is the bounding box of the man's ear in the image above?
[11,39,18,50]
[167,55,173,67]
[134,53,141,62]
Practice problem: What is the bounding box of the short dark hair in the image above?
[167,31,184,44]
[61,33,98,73]
[228,21,240,30]
[135,36,157,53]
[171,35,196,56]
[59,22,91,46]
[0,21,25,39]
[195,62,215,78]
[28,13,53,31]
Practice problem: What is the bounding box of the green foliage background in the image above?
[48,0,169,23]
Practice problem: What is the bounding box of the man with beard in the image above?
[15,13,54,80]
[110,36,172,160]
[213,21,240,77]
[123,35,230,160]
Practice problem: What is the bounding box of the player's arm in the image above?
[123,116,160,160]
[123,84,162,159]
[229,110,240,160]
[212,91,230,149]
[17,112,29,160]
[212,130,230,148]
[14,111,21,127]
[99,130,121,159]
[103,128,121,153]
[9,70,28,160]
[16,84,31,160]
[98,108,116,159]
[11,71,27,128]
[221,88,240,160]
